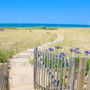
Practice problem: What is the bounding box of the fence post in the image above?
[86,66,90,90]
[0,63,5,90]
[7,63,9,90]
[76,57,87,90]
[3,63,9,90]
[70,56,77,90]
[34,47,38,89]
[0,63,9,90]
[0,64,3,90]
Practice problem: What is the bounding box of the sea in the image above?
[0,23,90,28]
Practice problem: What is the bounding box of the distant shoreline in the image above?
[0,23,90,28]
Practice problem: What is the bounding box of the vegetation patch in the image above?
[0,29,57,62]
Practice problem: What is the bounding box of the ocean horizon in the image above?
[0,23,90,28]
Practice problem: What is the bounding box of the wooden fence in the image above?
[0,63,9,90]
[34,47,90,90]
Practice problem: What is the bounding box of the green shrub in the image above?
[0,49,14,63]
[86,59,90,75]
[36,27,47,29]
[47,27,58,30]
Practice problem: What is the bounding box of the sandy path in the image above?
[8,33,63,90]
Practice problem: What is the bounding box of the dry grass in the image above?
[0,29,57,62]
[47,28,90,74]
[1,28,90,62]
[0,29,57,50]
[48,28,90,54]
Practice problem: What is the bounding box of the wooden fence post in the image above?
[0,63,8,90]
[3,63,9,90]
[34,47,38,89]
[0,63,3,90]
[76,57,87,90]
[70,56,77,90]
[86,66,90,90]
[7,63,9,90]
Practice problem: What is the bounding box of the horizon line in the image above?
[0,23,90,26]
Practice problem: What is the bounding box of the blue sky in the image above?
[0,0,90,25]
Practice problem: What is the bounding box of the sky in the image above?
[0,0,90,25]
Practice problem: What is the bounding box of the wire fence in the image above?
[34,47,90,90]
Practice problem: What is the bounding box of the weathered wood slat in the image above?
[46,51,48,88]
[70,56,77,90]
[0,63,8,90]
[38,51,40,89]
[66,57,72,90]
[44,52,45,88]
[62,57,67,90]
[34,47,38,89]
[41,52,44,89]
[58,57,63,89]
[56,55,60,87]
[54,54,56,89]
[48,52,51,88]
[86,67,90,90]
[34,47,89,90]
[76,57,87,90]
[0,63,3,90]
[50,52,53,89]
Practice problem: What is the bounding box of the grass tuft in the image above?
[0,29,57,62]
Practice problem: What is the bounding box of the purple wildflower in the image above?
[69,48,80,53]
[73,49,76,52]
[74,48,80,51]
[48,48,54,51]
[69,48,73,52]
[61,52,66,56]
[84,50,90,55]
[59,52,66,58]
[76,51,81,54]
[54,46,62,49]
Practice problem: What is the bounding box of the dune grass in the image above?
[0,29,57,62]
[4,27,58,30]
[48,28,90,53]
[47,28,90,73]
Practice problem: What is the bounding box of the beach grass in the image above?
[1,27,90,64]
[48,28,90,53]
[47,28,90,73]
[0,29,57,62]
[4,27,58,30]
